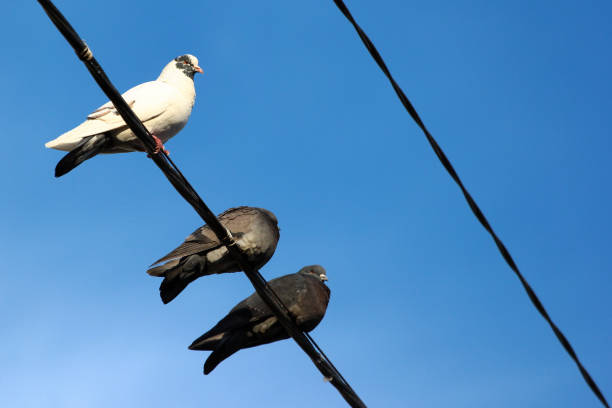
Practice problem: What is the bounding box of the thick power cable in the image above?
[331,1,609,407]
[36,1,366,406]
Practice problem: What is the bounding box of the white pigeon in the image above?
[46,54,203,177]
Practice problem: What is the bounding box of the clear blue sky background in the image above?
[1,1,610,407]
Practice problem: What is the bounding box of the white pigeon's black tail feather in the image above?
[55,134,110,177]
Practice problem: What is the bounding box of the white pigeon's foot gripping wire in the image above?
[148,134,169,157]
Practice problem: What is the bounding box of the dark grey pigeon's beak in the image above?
[320,273,328,281]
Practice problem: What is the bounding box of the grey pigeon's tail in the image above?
[55,134,109,177]
[147,255,205,304]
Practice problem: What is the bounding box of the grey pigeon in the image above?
[147,206,279,304]
[46,54,203,177]
[189,265,330,374]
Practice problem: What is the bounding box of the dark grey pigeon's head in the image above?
[174,54,203,79]
[298,265,328,282]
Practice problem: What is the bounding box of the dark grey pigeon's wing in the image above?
[189,283,281,351]
[293,278,330,331]
[189,272,330,371]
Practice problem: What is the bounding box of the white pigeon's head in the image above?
[158,54,203,82]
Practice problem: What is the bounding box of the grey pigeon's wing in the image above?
[150,225,224,266]
[150,207,258,266]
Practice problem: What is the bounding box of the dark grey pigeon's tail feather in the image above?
[189,310,250,350]
[203,332,247,375]
[55,134,109,177]
[189,332,227,351]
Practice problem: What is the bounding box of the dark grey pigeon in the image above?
[147,206,279,304]
[189,265,330,375]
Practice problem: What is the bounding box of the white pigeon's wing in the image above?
[45,81,172,151]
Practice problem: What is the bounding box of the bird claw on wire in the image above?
[148,135,169,157]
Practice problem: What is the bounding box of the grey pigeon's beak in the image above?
[320,274,328,282]
[194,66,204,74]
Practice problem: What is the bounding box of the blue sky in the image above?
[1,1,611,407]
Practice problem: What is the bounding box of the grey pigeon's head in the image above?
[298,265,328,282]
[258,208,280,242]
[173,54,203,78]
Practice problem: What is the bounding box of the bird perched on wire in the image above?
[147,206,280,304]
[45,54,203,177]
[189,265,330,374]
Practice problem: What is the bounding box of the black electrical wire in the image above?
[36,1,366,407]
[331,1,609,407]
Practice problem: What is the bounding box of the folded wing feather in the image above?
[45,81,172,151]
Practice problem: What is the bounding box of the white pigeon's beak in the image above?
[194,65,204,74]
[320,274,328,282]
